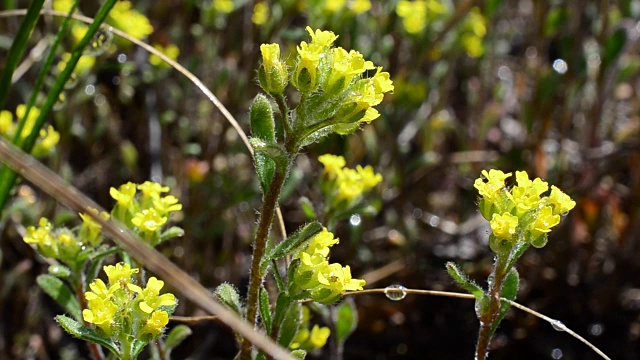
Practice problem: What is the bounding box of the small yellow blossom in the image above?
[79,209,110,247]
[318,263,366,292]
[324,0,346,13]
[252,2,269,25]
[474,169,511,202]
[530,206,560,238]
[83,297,118,334]
[152,195,183,216]
[53,0,75,13]
[306,26,339,49]
[131,210,167,233]
[318,154,346,178]
[85,278,117,302]
[213,0,234,13]
[509,171,548,215]
[291,324,331,350]
[305,228,339,258]
[103,263,139,286]
[110,182,137,207]
[490,212,518,240]
[349,0,371,14]
[142,310,170,337]
[149,44,180,68]
[548,185,576,215]
[137,181,169,200]
[128,277,176,314]
[107,1,153,40]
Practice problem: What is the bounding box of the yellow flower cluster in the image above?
[290,306,331,351]
[107,1,154,40]
[259,27,393,128]
[290,229,366,304]
[149,43,180,68]
[23,218,81,260]
[396,0,447,35]
[474,170,576,249]
[109,181,182,245]
[318,154,382,205]
[252,2,269,25]
[83,264,176,338]
[459,7,487,58]
[0,105,60,157]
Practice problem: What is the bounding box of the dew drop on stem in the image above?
[551,320,567,332]
[384,284,407,301]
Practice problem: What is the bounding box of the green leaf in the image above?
[47,265,71,279]
[290,349,307,359]
[278,303,302,348]
[506,242,530,271]
[255,151,276,194]
[335,298,358,345]
[272,292,292,338]
[37,275,82,322]
[55,315,120,356]
[603,28,627,70]
[164,325,192,354]
[132,339,148,358]
[299,197,317,220]
[259,287,273,333]
[489,268,520,337]
[446,262,484,300]
[270,221,323,259]
[160,226,185,242]
[214,283,243,316]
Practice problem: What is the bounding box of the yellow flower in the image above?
[308,325,331,348]
[324,0,346,12]
[530,206,560,238]
[103,263,139,286]
[509,171,548,215]
[38,126,60,151]
[23,218,54,246]
[261,43,281,69]
[129,277,176,314]
[213,0,234,13]
[318,154,346,178]
[252,2,269,25]
[110,182,137,207]
[306,26,339,49]
[131,210,167,233]
[305,228,339,258]
[548,185,576,215]
[0,110,12,135]
[396,0,427,34]
[349,0,371,14]
[324,47,374,94]
[294,41,322,92]
[317,263,366,292]
[83,297,118,334]
[85,278,117,302]
[107,1,153,40]
[474,169,511,202]
[15,104,41,140]
[152,195,183,216]
[79,209,110,247]
[490,212,518,240]
[149,43,180,68]
[372,67,395,96]
[142,310,170,337]
[137,181,169,200]
[53,0,75,13]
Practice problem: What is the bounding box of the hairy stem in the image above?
[240,166,291,359]
[475,255,508,360]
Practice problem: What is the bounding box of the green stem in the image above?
[240,164,291,360]
[475,255,509,360]
[274,94,292,141]
[271,258,285,292]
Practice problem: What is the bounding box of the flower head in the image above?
[548,185,576,215]
[83,297,118,334]
[131,209,167,233]
[142,310,170,337]
[104,263,139,286]
[306,26,339,49]
[110,182,137,207]
[490,212,519,240]
[129,277,176,314]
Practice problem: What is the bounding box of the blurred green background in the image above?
[1,0,640,359]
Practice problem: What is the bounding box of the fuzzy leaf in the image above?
[214,283,243,316]
[250,94,276,143]
[335,298,358,345]
[290,349,307,359]
[446,262,484,300]
[259,287,273,333]
[164,324,192,353]
[55,315,120,356]
[37,275,82,322]
[490,268,520,337]
[255,151,276,195]
[160,226,185,242]
[278,303,302,348]
[271,221,323,259]
[47,265,71,279]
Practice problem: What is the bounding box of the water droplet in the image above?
[589,323,604,336]
[552,59,568,74]
[85,84,95,96]
[349,214,361,226]
[551,320,566,332]
[117,53,127,63]
[384,284,407,301]
[83,28,114,57]
[551,348,563,359]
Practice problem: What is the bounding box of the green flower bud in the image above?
[258,43,288,96]
[250,94,276,143]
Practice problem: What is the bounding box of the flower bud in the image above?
[258,43,288,96]
[250,94,276,143]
